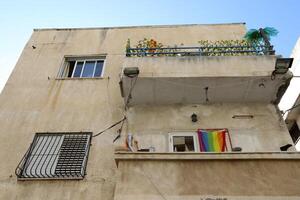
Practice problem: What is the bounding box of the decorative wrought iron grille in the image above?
[15,132,92,180]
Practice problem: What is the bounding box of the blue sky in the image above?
[0,0,300,93]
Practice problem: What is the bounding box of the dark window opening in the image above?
[73,61,84,77]
[67,61,75,77]
[94,61,104,77]
[173,136,195,152]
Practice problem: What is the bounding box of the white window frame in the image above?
[71,59,105,78]
[168,132,199,152]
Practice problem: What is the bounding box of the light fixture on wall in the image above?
[123,67,139,78]
[274,58,293,74]
[191,113,198,122]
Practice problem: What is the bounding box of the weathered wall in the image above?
[0,23,295,199]
[125,104,294,152]
[115,157,300,200]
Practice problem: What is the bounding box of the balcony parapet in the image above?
[114,151,300,198]
[115,152,300,164]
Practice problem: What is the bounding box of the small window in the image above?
[59,57,105,78]
[169,133,198,152]
[15,132,92,180]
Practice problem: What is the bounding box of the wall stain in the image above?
[45,79,63,110]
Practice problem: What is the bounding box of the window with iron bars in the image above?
[15,132,92,180]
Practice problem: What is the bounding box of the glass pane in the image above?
[73,62,84,77]
[94,61,104,77]
[82,61,96,77]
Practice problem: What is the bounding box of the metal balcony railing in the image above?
[126,45,275,57]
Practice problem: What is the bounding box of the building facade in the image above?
[0,23,299,200]
[284,37,300,150]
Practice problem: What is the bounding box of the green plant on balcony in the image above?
[244,27,278,55]
[126,37,274,57]
[244,27,278,45]
[198,40,259,56]
[133,38,164,56]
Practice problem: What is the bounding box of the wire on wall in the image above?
[124,75,138,109]
[113,117,126,143]
[282,103,300,116]
[92,116,127,138]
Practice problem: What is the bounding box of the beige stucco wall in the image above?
[125,104,294,152]
[124,55,278,78]
[0,23,297,199]
[115,155,300,200]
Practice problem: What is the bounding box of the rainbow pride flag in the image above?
[197,129,227,152]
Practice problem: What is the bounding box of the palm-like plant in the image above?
[244,27,278,55]
[244,27,278,45]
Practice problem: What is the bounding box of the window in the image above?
[169,132,198,152]
[15,132,92,180]
[169,129,230,153]
[59,57,105,78]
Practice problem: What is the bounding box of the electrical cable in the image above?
[124,75,138,109]
[92,72,138,139]
[282,103,300,116]
[113,118,126,143]
[92,116,126,138]
[140,170,168,200]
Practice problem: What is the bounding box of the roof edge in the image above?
[33,22,246,32]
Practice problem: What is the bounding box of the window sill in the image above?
[55,77,108,80]
[115,151,300,164]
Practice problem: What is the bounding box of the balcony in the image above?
[114,152,300,199]
[121,49,291,106]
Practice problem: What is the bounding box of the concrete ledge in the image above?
[33,22,246,31]
[55,77,108,80]
[115,152,300,164]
